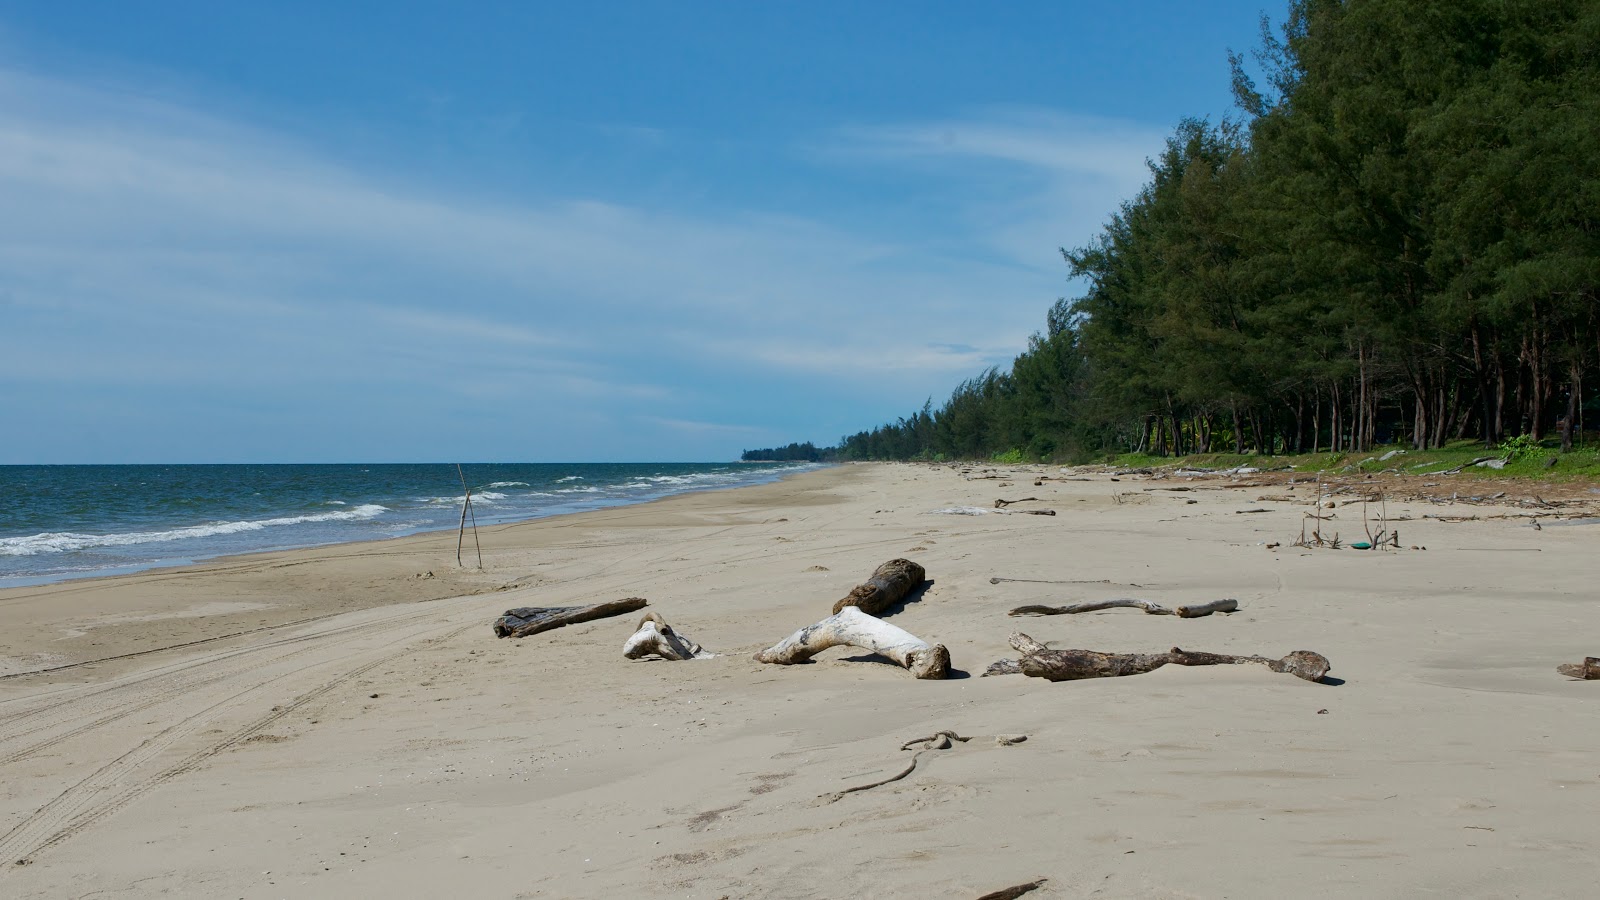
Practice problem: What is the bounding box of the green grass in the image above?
[1100,438,1600,482]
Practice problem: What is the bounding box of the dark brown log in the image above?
[494,597,648,638]
[977,879,1048,900]
[1009,598,1237,618]
[1557,657,1600,679]
[1008,509,1056,516]
[832,558,926,616]
[1011,635,1329,683]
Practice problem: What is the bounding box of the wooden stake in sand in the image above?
[493,597,648,638]
[832,558,926,616]
[1009,598,1237,618]
[622,612,715,660]
[986,632,1329,683]
[1557,657,1599,680]
[455,464,483,569]
[756,606,950,679]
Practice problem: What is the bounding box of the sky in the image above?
[0,1,1277,463]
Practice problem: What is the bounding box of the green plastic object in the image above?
[1350,541,1372,550]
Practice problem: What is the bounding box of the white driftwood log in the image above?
[755,606,950,679]
[622,612,715,660]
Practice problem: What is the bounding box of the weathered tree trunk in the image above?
[756,606,950,679]
[494,597,648,638]
[622,612,715,660]
[976,878,1049,900]
[1557,657,1599,680]
[992,633,1329,683]
[1009,598,1237,618]
[832,558,926,616]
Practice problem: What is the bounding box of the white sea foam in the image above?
[556,486,602,494]
[484,482,529,488]
[0,504,390,556]
[556,475,584,482]
[475,491,508,500]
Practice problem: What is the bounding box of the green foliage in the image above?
[1497,434,1543,461]
[816,0,1598,467]
[991,448,1028,464]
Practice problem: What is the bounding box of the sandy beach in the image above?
[2,462,1597,898]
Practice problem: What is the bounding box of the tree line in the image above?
[830,0,1597,463]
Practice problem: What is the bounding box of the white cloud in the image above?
[0,66,1160,460]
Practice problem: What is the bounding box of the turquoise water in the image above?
[0,462,818,587]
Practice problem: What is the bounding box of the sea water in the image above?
[0,462,819,587]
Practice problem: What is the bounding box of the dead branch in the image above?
[820,730,1026,804]
[977,879,1049,900]
[832,558,926,616]
[1000,633,1329,683]
[994,496,1040,508]
[622,611,715,660]
[494,597,648,639]
[755,606,950,679]
[1009,598,1237,618]
[1557,657,1599,680]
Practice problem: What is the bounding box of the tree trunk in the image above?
[494,597,649,638]
[1015,641,1330,684]
[755,606,950,679]
[622,612,715,660]
[832,558,926,616]
[1557,657,1599,680]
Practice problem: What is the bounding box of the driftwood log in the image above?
[493,597,648,638]
[756,606,950,679]
[1557,657,1599,680]
[832,558,926,616]
[994,497,1039,508]
[622,612,715,660]
[1010,598,1238,618]
[976,879,1048,900]
[989,633,1329,683]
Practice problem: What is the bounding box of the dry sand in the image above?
[1,463,1597,898]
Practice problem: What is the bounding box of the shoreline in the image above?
[0,461,825,591]
[2,461,1597,897]
[0,464,852,678]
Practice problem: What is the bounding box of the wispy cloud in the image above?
[0,67,1158,461]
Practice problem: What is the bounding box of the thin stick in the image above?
[455,463,483,569]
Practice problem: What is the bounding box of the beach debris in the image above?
[990,576,1129,586]
[1008,598,1237,618]
[755,606,950,679]
[987,633,1330,683]
[819,730,1026,804]
[622,612,715,660]
[994,496,1039,508]
[493,597,648,638]
[1557,657,1599,680]
[976,878,1049,900]
[832,558,926,616]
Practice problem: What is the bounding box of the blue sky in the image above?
[0,1,1275,463]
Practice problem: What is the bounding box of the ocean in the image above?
[0,462,819,587]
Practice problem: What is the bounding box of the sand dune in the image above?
[2,463,1596,898]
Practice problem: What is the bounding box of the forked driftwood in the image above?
[990,633,1329,683]
[982,632,1048,676]
[622,612,715,660]
[1557,657,1599,680]
[493,597,648,638]
[994,496,1039,508]
[1009,597,1237,618]
[976,879,1049,900]
[832,558,926,616]
[756,606,950,679]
